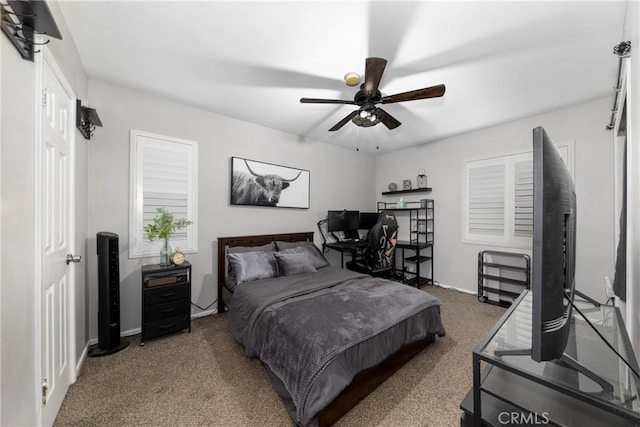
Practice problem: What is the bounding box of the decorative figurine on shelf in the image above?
[402,179,412,190]
[397,197,406,208]
[417,169,427,189]
[143,207,193,267]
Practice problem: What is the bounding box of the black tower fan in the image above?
[88,232,130,356]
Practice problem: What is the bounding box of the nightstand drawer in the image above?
[144,314,190,339]
[144,283,190,305]
[144,299,190,322]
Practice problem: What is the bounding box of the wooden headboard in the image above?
[216,231,314,313]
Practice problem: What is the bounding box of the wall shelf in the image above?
[382,188,432,196]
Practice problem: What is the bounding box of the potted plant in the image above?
[144,207,193,266]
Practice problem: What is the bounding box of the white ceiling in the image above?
[59,1,628,154]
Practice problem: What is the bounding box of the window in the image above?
[513,158,534,238]
[129,130,198,258]
[464,142,572,248]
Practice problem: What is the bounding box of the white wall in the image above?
[86,80,376,338]
[1,34,39,426]
[0,23,4,423]
[626,0,640,353]
[376,98,615,300]
[0,1,88,423]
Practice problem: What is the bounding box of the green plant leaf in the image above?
[143,207,194,243]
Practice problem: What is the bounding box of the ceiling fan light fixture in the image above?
[352,107,382,128]
[344,72,361,86]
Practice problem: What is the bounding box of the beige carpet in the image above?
[55,286,504,427]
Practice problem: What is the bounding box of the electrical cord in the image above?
[566,292,640,381]
[191,299,217,312]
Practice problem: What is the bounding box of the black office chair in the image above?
[346,211,398,277]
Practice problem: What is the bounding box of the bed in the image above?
[217,232,446,426]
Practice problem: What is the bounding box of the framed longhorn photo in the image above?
[230,157,310,209]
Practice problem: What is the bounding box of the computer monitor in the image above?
[327,210,360,234]
[359,212,380,231]
[531,126,577,363]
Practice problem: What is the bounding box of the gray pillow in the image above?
[227,251,278,285]
[226,242,277,279]
[274,252,317,276]
[275,240,312,251]
[228,242,276,253]
[280,244,330,269]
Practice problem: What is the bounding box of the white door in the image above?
[39,51,76,427]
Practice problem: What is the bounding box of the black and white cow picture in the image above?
[230,158,310,208]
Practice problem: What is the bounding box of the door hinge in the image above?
[42,88,47,109]
[41,378,48,405]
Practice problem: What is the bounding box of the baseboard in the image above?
[432,281,476,295]
[120,327,142,338]
[88,328,139,347]
[74,342,89,381]
[88,310,217,345]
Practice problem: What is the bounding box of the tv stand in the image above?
[557,353,614,394]
[461,290,640,426]
[493,349,614,393]
[574,289,601,307]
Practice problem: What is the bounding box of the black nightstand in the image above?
[140,261,191,345]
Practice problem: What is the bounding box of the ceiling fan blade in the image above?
[381,84,446,104]
[300,98,356,105]
[364,57,387,95]
[329,111,357,131]
[378,108,401,130]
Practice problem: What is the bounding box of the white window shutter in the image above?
[514,158,534,238]
[130,130,198,258]
[464,142,571,248]
[466,161,506,242]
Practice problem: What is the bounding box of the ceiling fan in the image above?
[300,57,445,131]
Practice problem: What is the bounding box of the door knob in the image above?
[66,254,82,265]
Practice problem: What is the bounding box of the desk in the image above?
[324,240,368,268]
[460,290,640,426]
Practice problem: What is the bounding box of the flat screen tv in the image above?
[531,126,577,363]
[358,212,380,230]
[327,210,359,233]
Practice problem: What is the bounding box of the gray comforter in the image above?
[229,266,445,426]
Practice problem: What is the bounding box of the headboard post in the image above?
[216,231,314,313]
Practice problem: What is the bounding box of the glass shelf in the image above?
[471,290,640,425]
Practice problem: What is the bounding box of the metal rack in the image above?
[378,199,434,286]
[478,250,530,307]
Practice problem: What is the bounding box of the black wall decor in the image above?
[0,0,62,61]
[76,100,103,140]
